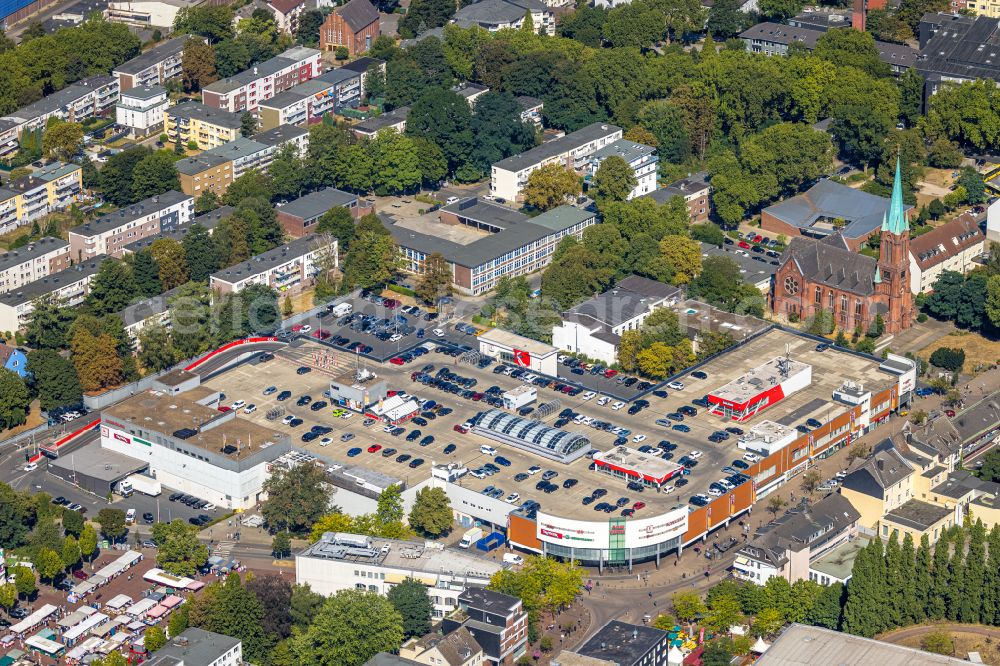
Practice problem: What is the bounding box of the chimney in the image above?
[877,458,884,471]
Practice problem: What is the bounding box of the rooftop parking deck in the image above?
[201,329,900,519]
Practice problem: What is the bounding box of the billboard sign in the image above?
[513,349,531,367]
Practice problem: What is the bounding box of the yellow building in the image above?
[970,494,1000,530]
[164,100,242,150]
[0,161,84,235]
[839,446,916,530]
[880,499,957,544]
[176,152,233,199]
[965,0,1000,18]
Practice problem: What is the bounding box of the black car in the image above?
[591,488,608,499]
[674,477,689,487]
[627,481,645,492]
[296,395,312,406]
[382,448,398,457]
[9,607,30,619]
[653,390,669,398]
[406,430,421,441]
[409,458,425,468]
[563,478,578,489]
[288,418,303,427]
[142,512,154,523]
[690,370,708,379]
[411,417,428,426]
[302,431,319,442]
[310,401,328,411]
[444,444,457,454]
[514,472,529,482]
[725,427,744,436]
[168,493,182,502]
[806,418,823,429]
[53,496,67,505]
[296,366,311,375]
[277,391,292,401]
[582,495,595,505]
[396,453,412,463]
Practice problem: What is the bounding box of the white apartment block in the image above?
[0,237,71,295]
[491,122,622,202]
[908,213,986,294]
[209,234,337,294]
[144,628,243,666]
[587,139,658,200]
[201,46,323,114]
[68,191,194,261]
[116,86,169,138]
[0,257,105,332]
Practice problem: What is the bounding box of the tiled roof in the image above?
[909,213,984,271]
[335,0,379,31]
[782,232,878,296]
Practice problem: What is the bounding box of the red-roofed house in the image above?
[268,0,308,33]
[908,213,986,294]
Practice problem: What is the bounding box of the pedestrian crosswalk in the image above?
[214,540,236,558]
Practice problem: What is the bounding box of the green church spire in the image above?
[885,157,908,235]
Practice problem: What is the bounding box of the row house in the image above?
[644,172,711,224]
[209,234,338,295]
[0,237,71,295]
[113,35,196,91]
[116,85,170,138]
[490,122,622,202]
[440,589,528,666]
[201,46,323,114]
[68,191,194,261]
[908,213,986,294]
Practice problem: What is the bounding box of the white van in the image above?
[503,553,524,565]
[125,508,136,524]
[480,445,497,455]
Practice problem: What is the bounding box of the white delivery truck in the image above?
[459,527,483,549]
[125,474,162,496]
[330,302,353,317]
[503,553,524,565]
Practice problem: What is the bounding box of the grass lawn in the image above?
[0,399,45,441]
[287,289,317,314]
[920,330,1000,374]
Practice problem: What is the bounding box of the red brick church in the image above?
[771,160,914,335]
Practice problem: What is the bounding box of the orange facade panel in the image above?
[508,513,542,551]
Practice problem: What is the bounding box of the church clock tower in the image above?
[876,158,914,334]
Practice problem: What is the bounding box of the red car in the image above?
[633,501,646,511]
[218,406,232,412]
[753,234,763,243]
[604,369,618,378]
[738,241,751,249]
[311,329,331,340]
[389,357,405,365]
[73,570,89,580]
[383,299,399,309]
[945,409,956,417]
[368,444,382,453]
[453,424,469,434]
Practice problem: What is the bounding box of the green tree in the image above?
[61,509,84,538]
[150,237,190,290]
[269,143,306,199]
[758,0,803,20]
[152,519,209,576]
[706,0,752,38]
[224,170,275,207]
[405,87,473,172]
[407,486,453,537]
[842,538,888,637]
[292,589,404,666]
[398,0,456,37]
[145,626,167,652]
[316,207,356,250]
[34,547,63,582]
[86,258,136,316]
[0,582,16,614]
[24,294,76,349]
[174,4,235,41]
[61,534,81,571]
[371,129,422,195]
[168,602,190,637]
[132,151,180,201]
[387,578,433,638]
[814,28,890,78]
[806,582,843,629]
[132,249,163,297]
[591,155,637,208]
[523,164,580,211]
[671,590,706,621]
[658,234,701,285]
[704,593,743,632]
[272,531,291,557]
[0,369,29,430]
[752,607,785,636]
[342,215,398,290]
[240,111,257,137]
[702,639,735,666]
[79,524,97,563]
[415,252,452,305]
[13,565,36,599]
[183,223,220,282]
[42,119,83,160]
[469,91,536,172]
[96,508,127,542]
[190,574,273,662]
[181,37,217,92]
[958,167,987,205]
[262,464,332,534]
